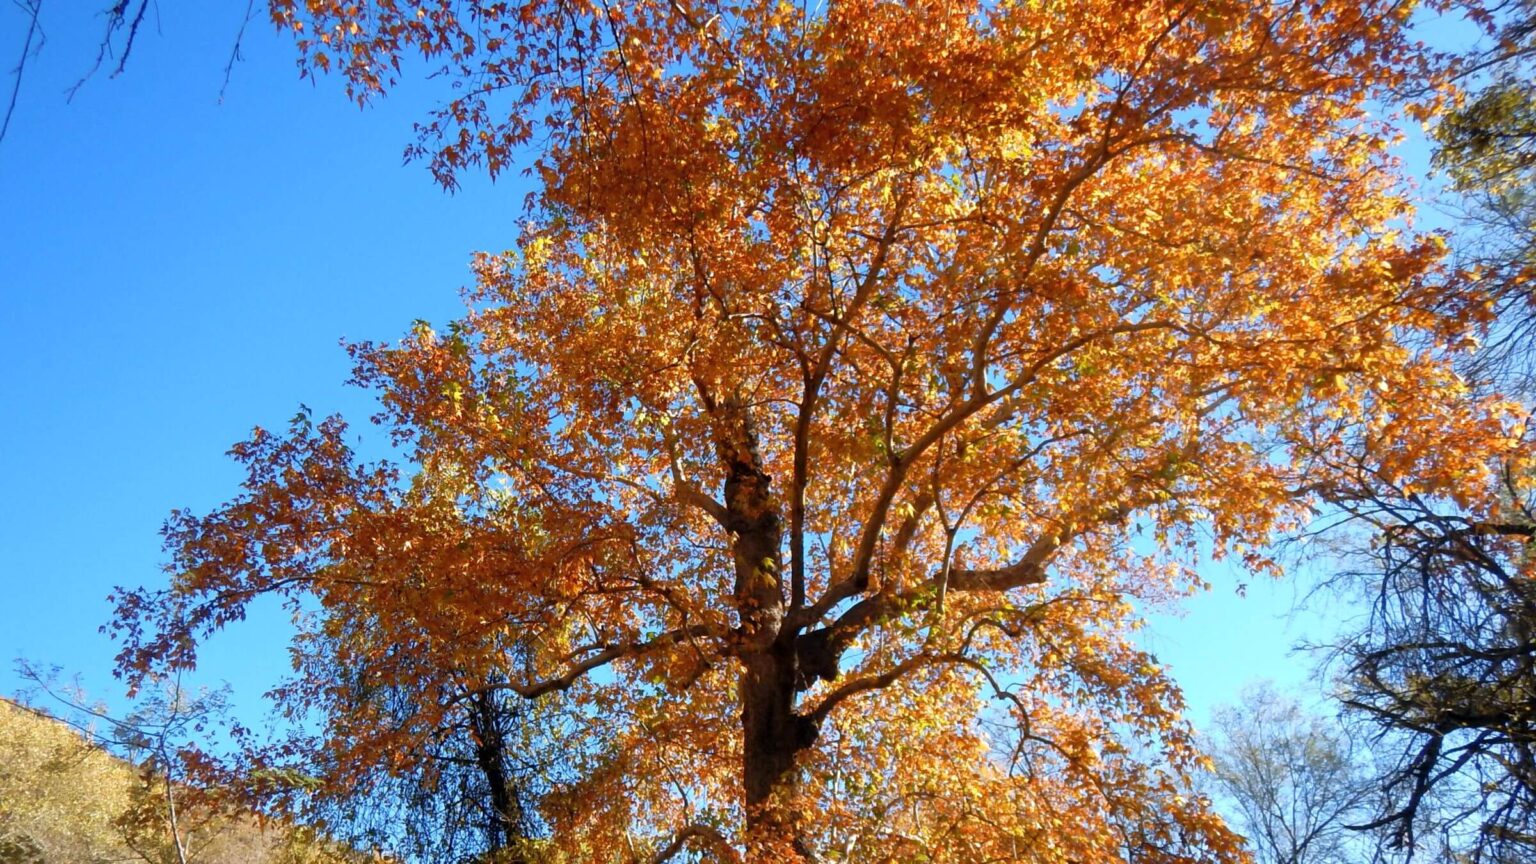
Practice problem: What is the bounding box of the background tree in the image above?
[1311,4,1536,860]
[1205,683,1378,864]
[1325,454,1535,862]
[1434,0,1536,390]
[257,610,574,864]
[107,1,1517,861]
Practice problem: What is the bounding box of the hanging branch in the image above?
[65,0,151,103]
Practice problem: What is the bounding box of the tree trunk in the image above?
[711,394,819,860]
[468,691,527,863]
[740,646,818,859]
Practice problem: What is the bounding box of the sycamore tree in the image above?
[108,1,1519,861]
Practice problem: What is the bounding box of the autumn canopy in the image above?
[111,1,1515,861]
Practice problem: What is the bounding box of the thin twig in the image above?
[218,0,255,104]
[1,0,43,146]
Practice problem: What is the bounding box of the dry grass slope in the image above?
[0,698,362,864]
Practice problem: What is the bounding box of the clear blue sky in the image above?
[0,3,527,719]
[0,4,1445,731]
